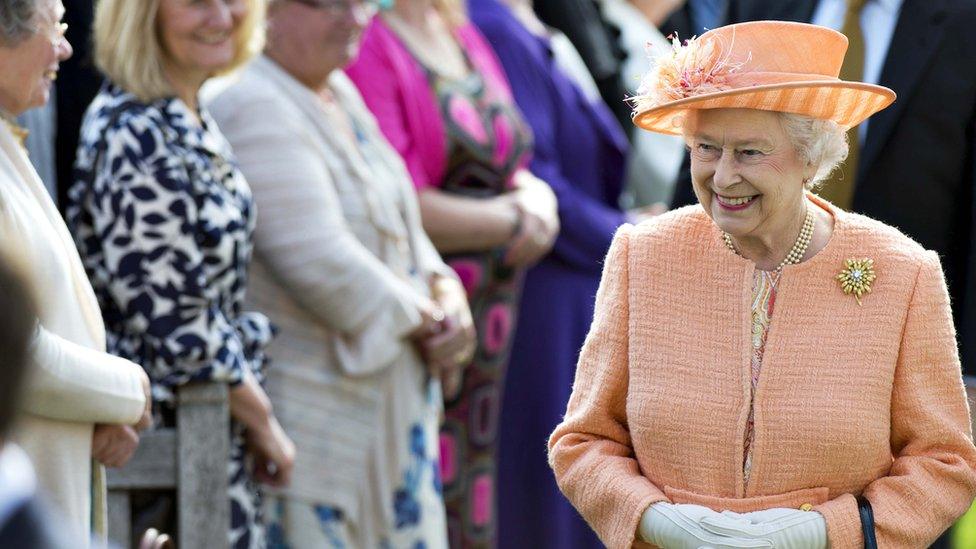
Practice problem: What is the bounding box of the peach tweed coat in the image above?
[549,198,976,548]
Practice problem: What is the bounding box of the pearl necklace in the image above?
[723,207,815,271]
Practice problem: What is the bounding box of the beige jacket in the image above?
[0,122,146,542]
[209,57,454,544]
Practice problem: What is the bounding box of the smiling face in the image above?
[157,0,246,87]
[0,0,72,116]
[686,108,815,240]
[267,0,372,87]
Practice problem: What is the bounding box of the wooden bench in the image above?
[106,383,230,549]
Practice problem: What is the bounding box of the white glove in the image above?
[699,507,828,549]
[639,502,775,549]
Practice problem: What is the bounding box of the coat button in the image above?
[800,503,814,512]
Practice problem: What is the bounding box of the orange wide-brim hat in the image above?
[631,20,896,135]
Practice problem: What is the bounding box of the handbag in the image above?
[857,496,878,549]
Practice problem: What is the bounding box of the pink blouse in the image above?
[346,17,524,190]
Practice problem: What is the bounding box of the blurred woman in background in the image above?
[67,1,294,546]
[210,0,475,545]
[347,1,559,545]
[467,1,659,547]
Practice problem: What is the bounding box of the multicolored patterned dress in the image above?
[743,269,782,485]
[424,52,533,549]
[348,18,534,547]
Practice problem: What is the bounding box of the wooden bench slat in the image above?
[106,430,178,490]
[107,384,231,548]
[107,491,131,548]
[177,383,231,549]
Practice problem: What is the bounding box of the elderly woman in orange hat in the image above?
[548,20,976,549]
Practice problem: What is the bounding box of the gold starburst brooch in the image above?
[836,258,877,305]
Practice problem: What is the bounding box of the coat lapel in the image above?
[252,57,407,241]
[858,0,949,180]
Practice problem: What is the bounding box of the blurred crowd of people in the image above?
[0,0,974,548]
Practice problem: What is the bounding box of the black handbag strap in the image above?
[857,496,878,549]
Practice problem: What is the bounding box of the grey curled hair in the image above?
[0,0,37,47]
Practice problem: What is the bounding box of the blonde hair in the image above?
[94,0,266,102]
[0,0,36,46]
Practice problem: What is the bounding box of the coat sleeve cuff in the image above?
[609,490,669,549]
[814,493,862,549]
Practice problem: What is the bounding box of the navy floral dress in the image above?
[67,83,273,549]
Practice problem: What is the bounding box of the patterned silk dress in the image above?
[743,269,782,485]
[67,83,273,549]
[406,44,533,549]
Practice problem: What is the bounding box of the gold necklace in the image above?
[723,207,815,271]
[0,110,28,148]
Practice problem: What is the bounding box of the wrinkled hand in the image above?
[245,415,296,488]
[503,208,552,268]
[92,424,140,468]
[503,172,559,267]
[139,528,174,549]
[512,170,559,234]
[134,369,153,431]
[699,507,828,549]
[409,297,446,341]
[639,502,774,549]
[423,277,476,399]
[423,316,469,399]
[431,276,476,361]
